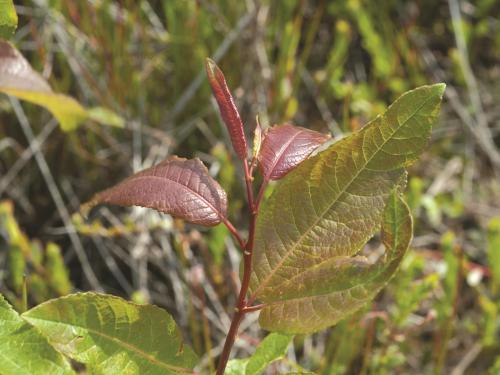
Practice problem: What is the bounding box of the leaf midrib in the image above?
[263,129,302,180]
[261,196,407,307]
[23,316,194,374]
[253,94,434,299]
[127,173,225,221]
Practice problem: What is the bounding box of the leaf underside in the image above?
[258,124,330,181]
[250,84,445,333]
[22,293,198,375]
[82,156,227,226]
[0,294,74,375]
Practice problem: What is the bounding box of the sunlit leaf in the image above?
[226,333,293,375]
[22,293,198,375]
[0,1,17,39]
[258,124,330,181]
[251,84,445,333]
[246,333,293,375]
[0,293,75,375]
[87,106,125,128]
[0,40,123,131]
[82,156,227,226]
[206,58,247,160]
[225,359,249,375]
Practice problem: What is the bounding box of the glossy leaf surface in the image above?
[250,84,445,333]
[83,156,227,226]
[258,124,330,181]
[206,58,247,160]
[23,293,198,375]
[0,41,122,131]
[0,1,17,39]
[0,293,74,375]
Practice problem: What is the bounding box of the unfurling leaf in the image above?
[0,40,123,131]
[206,58,248,160]
[0,293,75,375]
[258,124,330,181]
[82,156,227,226]
[22,293,198,375]
[250,84,445,333]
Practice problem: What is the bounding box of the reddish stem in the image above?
[216,161,258,375]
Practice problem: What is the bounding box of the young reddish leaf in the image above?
[82,156,227,226]
[205,58,248,160]
[258,124,330,181]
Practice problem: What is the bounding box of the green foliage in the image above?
[434,231,460,372]
[45,243,73,296]
[226,333,293,375]
[0,0,17,39]
[0,201,73,308]
[3,0,483,371]
[251,84,445,333]
[0,294,74,375]
[392,251,438,327]
[318,311,368,374]
[436,231,460,322]
[22,292,198,375]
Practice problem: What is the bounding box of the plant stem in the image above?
[221,217,246,250]
[215,161,258,375]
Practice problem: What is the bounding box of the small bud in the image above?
[252,115,263,160]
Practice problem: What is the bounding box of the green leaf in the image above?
[0,0,17,39]
[226,333,293,375]
[22,292,198,375]
[87,106,125,128]
[246,333,293,375]
[0,40,123,131]
[0,293,75,375]
[251,84,445,333]
[225,359,249,375]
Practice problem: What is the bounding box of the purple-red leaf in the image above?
[258,124,331,181]
[82,156,227,226]
[205,58,247,160]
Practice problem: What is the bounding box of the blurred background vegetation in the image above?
[1,0,499,374]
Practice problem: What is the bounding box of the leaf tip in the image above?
[434,82,446,95]
[205,58,217,79]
